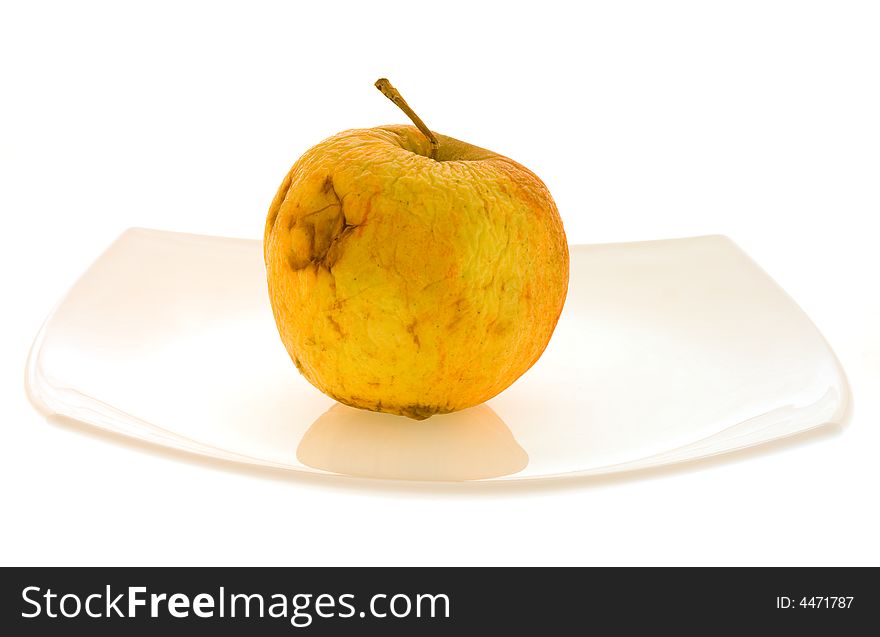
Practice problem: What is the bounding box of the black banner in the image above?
[1,567,875,634]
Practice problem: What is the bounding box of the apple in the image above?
[264,79,569,419]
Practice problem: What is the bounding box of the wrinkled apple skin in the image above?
[265,125,569,419]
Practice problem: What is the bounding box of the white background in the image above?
[2,1,878,566]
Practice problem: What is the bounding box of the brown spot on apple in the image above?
[406,320,420,348]
[327,315,345,338]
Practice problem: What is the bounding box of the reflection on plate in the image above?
[26,229,849,482]
[298,403,528,481]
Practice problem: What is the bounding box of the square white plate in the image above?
[26,229,849,482]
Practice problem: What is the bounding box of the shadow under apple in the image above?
[296,402,528,481]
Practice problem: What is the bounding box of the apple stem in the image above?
[375,78,440,160]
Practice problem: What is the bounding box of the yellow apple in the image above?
[264,80,569,419]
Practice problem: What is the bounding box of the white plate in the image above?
[26,229,849,482]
